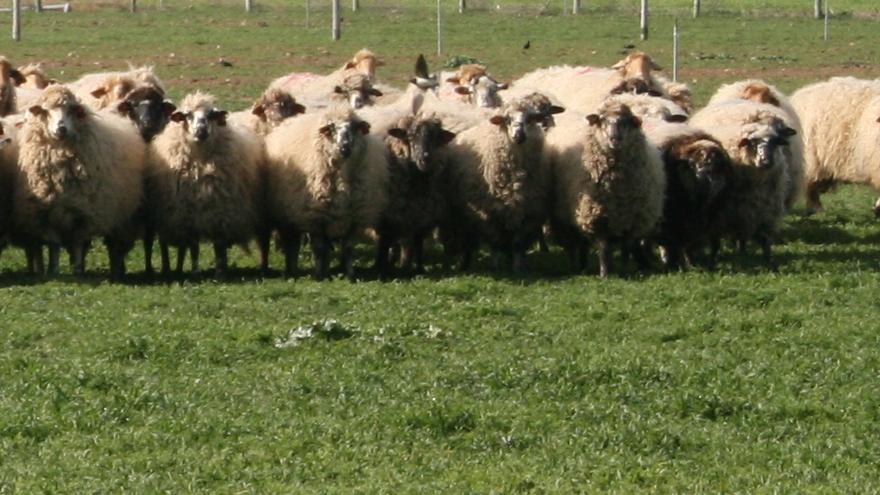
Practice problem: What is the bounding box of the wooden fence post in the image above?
[436,0,442,55]
[458,0,465,14]
[332,0,340,40]
[352,0,358,11]
[814,0,823,19]
[12,0,20,40]
[130,0,136,12]
[245,0,252,12]
[34,0,42,13]
[640,0,648,40]
[693,0,700,17]
[572,0,579,15]
[672,18,679,82]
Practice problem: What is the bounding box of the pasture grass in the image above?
[3,3,880,492]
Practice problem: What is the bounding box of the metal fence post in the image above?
[35,0,42,13]
[332,0,340,40]
[12,0,20,40]
[693,0,700,17]
[436,0,442,55]
[640,0,648,40]
[672,18,679,82]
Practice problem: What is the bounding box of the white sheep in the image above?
[690,100,797,268]
[13,86,146,278]
[264,106,389,280]
[147,91,266,278]
[707,79,804,209]
[442,95,558,271]
[547,100,666,276]
[790,77,880,214]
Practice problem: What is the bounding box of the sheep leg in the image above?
[106,238,126,281]
[411,234,426,274]
[257,228,271,276]
[26,244,44,275]
[597,238,612,278]
[213,242,228,279]
[805,180,829,215]
[758,235,777,272]
[311,234,330,281]
[69,242,85,276]
[707,237,721,271]
[189,242,200,274]
[47,243,61,276]
[341,240,355,281]
[278,226,301,278]
[375,233,394,279]
[633,240,653,271]
[578,240,589,272]
[143,225,155,277]
[512,251,526,273]
[160,240,171,276]
[174,245,186,274]
[538,232,550,254]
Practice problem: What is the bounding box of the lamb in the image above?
[442,95,560,271]
[708,79,804,209]
[689,101,797,268]
[147,91,266,278]
[264,106,388,280]
[229,88,306,137]
[0,57,25,116]
[790,77,880,214]
[12,86,146,278]
[374,113,456,275]
[546,100,666,277]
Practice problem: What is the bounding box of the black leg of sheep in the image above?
[278,226,301,278]
[311,234,330,281]
[160,240,171,276]
[597,238,613,278]
[47,243,61,276]
[213,242,228,280]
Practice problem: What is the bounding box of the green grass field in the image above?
[3,2,880,492]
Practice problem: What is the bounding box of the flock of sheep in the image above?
[0,49,875,280]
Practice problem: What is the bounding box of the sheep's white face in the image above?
[738,122,796,170]
[319,119,370,159]
[171,107,228,143]
[29,104,86,141]
[490,110,540,145]
[457,76,507,109]
[334,85,382,110]
[585,109,642,150]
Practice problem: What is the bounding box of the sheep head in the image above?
[90,75,137,109]
[333,73,383,110]
[387,115,456,172]
[736,116,796,170]
[17,63,53,89]
[489,98,551,145]
[0,57,25,89]
[170,91,227,143]
[252,88,305,126]
[741,81,781,107]
[611,51,662,80]
[27,86,89,141]
[115,86,176,142]
[669,136,732,200]
[317,109,370,160]
[454,75,508,109]
[609,93,686,123]
[585,101,642,150]
[343,48,384,79]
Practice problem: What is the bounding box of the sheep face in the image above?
[585,104,642,150]
[489,110,543,145]
[387,119,456,172]
[116,87,175,142]
[687,141,731,199]
[252,92,305,126]
[0,59,25,89]
[455,76,507,109]
[28,101,87,141]
[319,118,370,159]
[737,121,796,170]
[170,106,228,143]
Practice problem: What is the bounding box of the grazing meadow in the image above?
[2,1,880,491]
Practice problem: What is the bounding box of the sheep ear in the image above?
[388,128,407,140]
[738,137,751,148]
[210,110,228,126]
[632,116,642,128]
[489,115,506,126]
[446,76,461,84]
[252,104,266,119]
[356,121,371,135]
[585,114,600,126]
[116,101,134,115]
[650,61,663,71]
[9,69,25,86]
[91,87,109,99]
[0,121,4,134]
[115,80,134,99]
[47,79,58,86]
[368,88,383,97]
[665,114,688,123]
[454,86,471,96]
[28,105,47,117]
[319,124,334,138]
[344,61,357,70]
[549,105,565,115]
[170,112,187,123]
[611,59,627,70]
[334,85,346,95]
[439,129,456,145]
[291,102,306,115]
[780,126,797,137]
[496,82,509,90]
[162,101,177,117]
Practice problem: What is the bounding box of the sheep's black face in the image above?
[389,121,456,173]
[691,145,730,199]
[118,88,175,142]
[255,96,305,126]
[738,122,796,170]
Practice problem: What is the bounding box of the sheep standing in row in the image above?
[707,79,804,209]
[147,92,266,278]
[547,100,666,276]
[13,86,146,278]
[264,107,388,279]
[790,77,880,214]
[442,95,560,271]
[229,88,306,137]
[690,101,797,268]
[374,113,456,275]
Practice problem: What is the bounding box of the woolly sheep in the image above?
[790,77,880,214]
[690,100,797,268]
[442,95,558,271]
[270,49,385,110]
[374,113,457,275]
[16,63,54,89]
[264,106,389,280]
[708,79,804,209]
[13,86,146,278]
[547,100,666,276]
[147,91,266,277]
[229,88,307,137]
[0,57,25,116]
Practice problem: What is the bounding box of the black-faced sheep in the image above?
[708,79,804,210]
[13,86,146,278]
[374,114,456,275]
[147,91,266,278]
[229,88,306,137]
[790,77,880,215]
[442,95,559,272]
[547,100,666,277]
[690,101,797,268]
[264,106,389,280]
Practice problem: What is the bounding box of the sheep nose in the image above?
[340,144,352,158]
[54,125,68,139]
[513,130,526,144]
[194,128,208,141]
